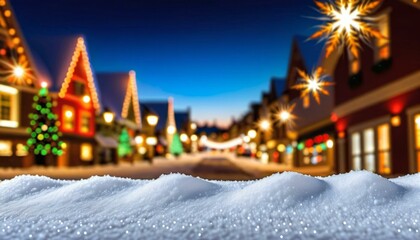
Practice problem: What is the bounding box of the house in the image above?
[0,0,41,168]
[96,71,141,163]
[140,97,177,156]
[279,36,338,173]
[29,36,101,166]
[333,0,420,175]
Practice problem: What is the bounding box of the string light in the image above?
[292,67,334,105]
[58,37,101,112]
[310,0,384,58]
[121,70,142,128]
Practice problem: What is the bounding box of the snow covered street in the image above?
[0,153,334,181]
[1,171,420,239]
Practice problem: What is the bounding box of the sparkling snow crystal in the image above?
[1,171,420,239]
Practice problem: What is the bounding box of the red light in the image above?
[306,139,314,147]
[330,113,338,122]
[323,134,330,142]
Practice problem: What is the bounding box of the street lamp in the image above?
[247,129,257,139]
[259,119,270,131]
[279,110,291,123]
[147,114,159,126]
[190,122,197,130]
[103,108,115,124]
[180,133,189,142]
[167,125,176,134]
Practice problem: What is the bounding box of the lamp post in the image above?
[146,113,158,160]
[103,108,115,124]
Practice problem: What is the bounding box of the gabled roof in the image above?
[270,77,286,99]
[28,36,101,112]
[0,0,38,87]
[175,111,190,131]
[97,71,141,128]
[140,101,168,132]
[294,35,325,72]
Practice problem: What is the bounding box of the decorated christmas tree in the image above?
[170,133,183,157]
[26,85,63,165]
[118,128,132,157]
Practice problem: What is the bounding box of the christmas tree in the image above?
[170,133,183,157]
[26,85,63,165]
[118,128,132,157]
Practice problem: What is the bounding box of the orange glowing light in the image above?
[310,0,384,58]
[292,67,334,105]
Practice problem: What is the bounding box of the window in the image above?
[73,81,85,96]
[0,84,18,128]
[377,124,391,174]
[415,114,420,172]
[0,140,12,156]
[375,14,390,61]
[80,112,91,133]
[350,122,392,173]
[351,133,362,170]
[303,96,310,109]
[349,54,360,75]
[62,105,75,130]
[80,143,93,161]
[16,143,28,156]
[363,128,376,172]
[0,94,11,120]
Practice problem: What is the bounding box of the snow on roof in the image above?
[140,101,169,131]
[0,171,417,239]
[96,72,130,119]
[28,36,102,111]
[28,36,79,92]
[175,111,190,131]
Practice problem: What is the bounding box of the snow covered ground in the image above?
[1,171,420,239]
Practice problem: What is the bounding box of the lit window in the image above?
[415,114,420,172]
[375,14,390,61]
[351,133,362,170]
[0,85,18,128]
[377,124,391,174]
[63,105,75,130]
[16,143,28,156]
[363,128,376,172]
[80,112,91,133]
[0,140,12,156]
[303,96,310,109]
[80,143,93,161]
[349,54,360,74]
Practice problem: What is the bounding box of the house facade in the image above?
[30,36,101,166]
[333,0,420,175]
[0,0,40,167]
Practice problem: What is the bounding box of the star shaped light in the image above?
[310,0,384,58]
[292,67,334,105]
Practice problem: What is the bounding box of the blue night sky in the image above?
[13,0,317,127]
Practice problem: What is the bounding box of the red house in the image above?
[30,36,101,166]
[333,0,420,175]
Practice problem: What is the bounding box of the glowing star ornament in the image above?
[292,67,334,105]
[274,103,297,129]
[310,0,384,58]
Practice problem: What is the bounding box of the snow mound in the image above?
[123,174,221,206]
[325,171,406,205]
[230,172,328,207]
[1,171,420,239]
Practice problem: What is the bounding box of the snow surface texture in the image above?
[1,171,420,239]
